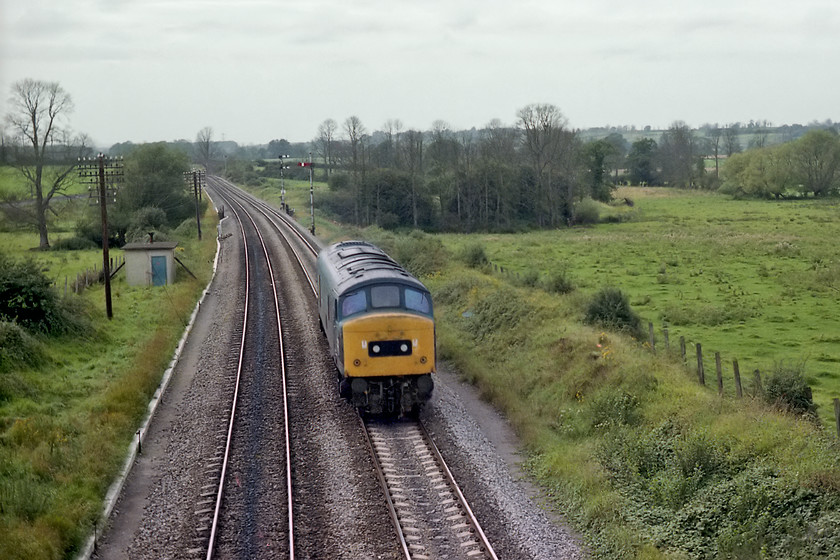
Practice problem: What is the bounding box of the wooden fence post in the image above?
[733,359,743,398]
[696,343,705,385]
[680,336,686,363]
[648,322,656,354]
[663,327,670,351]
[715,352,723,395]
[834,398,840,439]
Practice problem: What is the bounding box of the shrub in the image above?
[543,268,575,294]
[0,254,61,333]
[516,269,540,288]
[589,389,640,429]
[467,286,531,341]
[460,242,488,269]
[584,287,643,338]
[391,232,449,278]
[764,361,817,417]
[51,236,97,251]
[130,206,168,231]
[573,198,601,225]
[0,320,45,372]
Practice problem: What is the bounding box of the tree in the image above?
[788,129,840,196]
[112,143,193,241]
[517,103,574,225]
[720,146,793,198]
[3,79,90,248]
[344,116,366,224]
[315,119,338,178]
[195,126,216,172]
[581,139,618,202]
[722,125,742,157]
[626,138,658,185]
[401,129,425,228]
[603,132,628,182]
[658,121,701,188]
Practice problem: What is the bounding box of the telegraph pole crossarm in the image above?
[78,154,124,319]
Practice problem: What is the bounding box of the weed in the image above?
[459,242,488,269]
[543,268,575,294]
[584,287,643,338]
[764,361,817,417]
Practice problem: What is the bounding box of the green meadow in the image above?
[0,165,218,558]
[439,187,840,427]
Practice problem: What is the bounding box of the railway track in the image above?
[206,177,498,559]
[200,182,295,559]
[362,419,499,560]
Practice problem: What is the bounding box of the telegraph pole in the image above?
[78,154,123,319]
[184,170,205,240]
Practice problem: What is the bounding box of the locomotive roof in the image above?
[318,241,428,295]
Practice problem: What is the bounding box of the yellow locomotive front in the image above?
[336,283,435,415]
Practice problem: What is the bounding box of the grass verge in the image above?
[0,208,218,559]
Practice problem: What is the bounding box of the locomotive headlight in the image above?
[400,343,408,353]
[372,344,380,354]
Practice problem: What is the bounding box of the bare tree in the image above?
[315,118,338,178]
[401,130,424,228]
[4,79,90,248]
[723,124,742,157]
[344,116,366,224]
[195,126,216,171]
[517,103,572,225]
[659,121,700,188]
[382,118,403,169]
[708,127,723,179]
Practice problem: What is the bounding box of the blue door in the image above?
[151,256,167,286]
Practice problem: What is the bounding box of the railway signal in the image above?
[299,154,316,235]
[278,154,290,213]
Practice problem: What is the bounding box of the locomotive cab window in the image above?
[405,288,431,315]
[340,290,367,318]
[370,285,400,309]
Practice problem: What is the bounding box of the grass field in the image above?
[0,187,218,558]
[438,187,840,427]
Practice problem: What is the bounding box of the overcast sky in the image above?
[2,0,838,148]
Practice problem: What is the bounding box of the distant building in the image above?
[123,240,178,286]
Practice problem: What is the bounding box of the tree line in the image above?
[4,78,838,245]
[297,112,839,232]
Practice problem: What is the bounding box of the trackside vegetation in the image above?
[0,226,217,559]
[0,150,218,558]
[357,229,840,559]
[237,172,840,558]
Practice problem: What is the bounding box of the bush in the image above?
[543,268,575,294]
[516,269,540,288]
[390,232,448,278]
[0,254,60,333]
[130,206,168,232]
[51,236,97,251]
[460,242,488,268]
[584,287,643,338]
[764,362,817,417]
[0,320,45,376]
[0,253,94,336]
[573,198,601,225]
[467,286,531,341]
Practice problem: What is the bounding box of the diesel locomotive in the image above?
[317,241,435,415]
